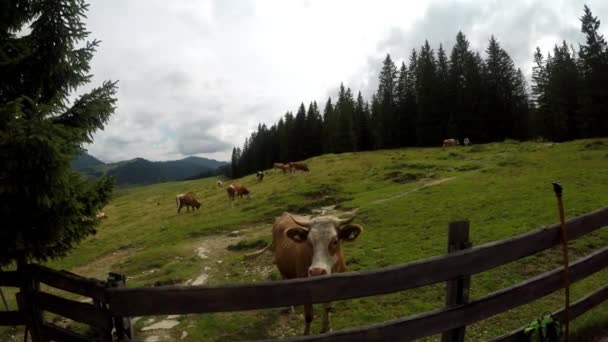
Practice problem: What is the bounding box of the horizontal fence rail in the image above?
[33,266,107,301]
[492,284,608,342]
[34,292,113,330]
[273,246,608,342]
[105,206,608,316]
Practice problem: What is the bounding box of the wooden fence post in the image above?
[16,264,43,342]
[441,221,472,342]
[107,272,132,342]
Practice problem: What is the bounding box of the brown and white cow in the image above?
[176,193,201,213]
[289,161,310,173]
[251,212,362,334]
[274,163,290,174]
[442,138,460,147]
[217,180,224,188]
[226,183,251,204]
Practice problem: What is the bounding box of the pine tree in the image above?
[294,103,307,160]
[512,69,532,139]
[322,97,337,153]
[395,62,409,146]
[305,101,323,157]
[374,54,399,148]
[484,35,517,140]
[436,44,450,139]
[354,92,372,151]
[415,40,441,145]
[405,49,419,145]
[578,5,608,137]
[334,84,356,153]
[1,0,117,265]
[448,31,484,142]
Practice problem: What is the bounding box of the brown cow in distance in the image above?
[176,193,201,213]
[274,162,290,174]
[226,183,251,205]
[443,138,460,147]
[289,161,309,172]
[247,212,363,334]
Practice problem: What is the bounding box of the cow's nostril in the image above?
[308,268,327,277]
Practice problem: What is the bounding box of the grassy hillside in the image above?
[3,139,608,341]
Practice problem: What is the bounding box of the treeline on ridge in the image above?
[230,6,608,178]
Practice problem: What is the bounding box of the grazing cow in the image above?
[176,193,201,213]
[250,212,363,335]
[235,184,251,199]
[464,137,471,146]
[226,183,251,204]
[442,138,460,147]
[289,162,310,173]
[274,163,290,174]
[217,180,224,188]
[256,171,264,182]
[226,184,236,203]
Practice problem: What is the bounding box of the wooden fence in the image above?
[1,206,607,341]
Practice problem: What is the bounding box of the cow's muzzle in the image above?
[308,267,328,277]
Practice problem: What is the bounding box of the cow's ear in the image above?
[339,224,362,242]
[285,226,309,243]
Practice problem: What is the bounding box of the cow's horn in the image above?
[292,216,313,228]
[334,216,355,226]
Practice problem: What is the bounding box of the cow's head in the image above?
[194,200,201,210]
[285,216,362,277]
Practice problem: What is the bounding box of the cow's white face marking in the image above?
[285,215,362,277]
[306,219,339,276]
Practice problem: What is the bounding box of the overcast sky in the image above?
[82,0,608,162]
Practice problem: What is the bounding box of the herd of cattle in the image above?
[175,161,310,213]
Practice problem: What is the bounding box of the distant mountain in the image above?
[72,153,228,186]
[71,152,104,170]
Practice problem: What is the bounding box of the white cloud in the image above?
[81,0,608,162]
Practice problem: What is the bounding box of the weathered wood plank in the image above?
[0,311,27,326]
[106,207,608,316]
[41,322,92,342]
[34,292,113,330]
[491,284,608,342]
[263,246,608,342]
[442,221,471,342]
[0,271,20,287]
[31,265,107,301]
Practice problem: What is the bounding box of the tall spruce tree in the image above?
[436,44,450,139]
[484,35,517,140]
[578,5,608,137]
[1,0,117,265]
[405,49,419,145]
[322,97,337,153]
[415,41,441,145]
[395,62,409,146]
[334,84,356,153]
[305,101,323,157]
[448,32,484,141]
[354,91,372,151]
[374,54,398,148]
[294,103,307,160]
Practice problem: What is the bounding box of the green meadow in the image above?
[2,139,608,341]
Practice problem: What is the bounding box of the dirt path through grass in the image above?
[371,177,456,205]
